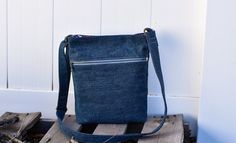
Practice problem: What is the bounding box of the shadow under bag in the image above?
[56,28,167,143]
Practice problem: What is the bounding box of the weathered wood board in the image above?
[0,112,41,139]
[40,114,184,143]
[40,115,81,143]
[138,115,184,143]
[93,124,127,135]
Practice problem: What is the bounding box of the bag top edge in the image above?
[67,33,145,41]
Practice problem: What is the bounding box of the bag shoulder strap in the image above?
[56,28,167,143]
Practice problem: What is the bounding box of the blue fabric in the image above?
[56,28,167,143]
[69,33,149,124]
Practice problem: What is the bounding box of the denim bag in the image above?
[56,28,167,143]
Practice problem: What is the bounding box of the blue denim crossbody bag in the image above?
[56,28,167,142]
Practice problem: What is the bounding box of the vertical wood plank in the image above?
[8,0,53,90]
[0,0,7,88]
[53,0,101,94]
[101,0,151,34]
[150,0,205,97]
[198,0,236,142]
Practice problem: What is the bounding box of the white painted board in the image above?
[198,0,236,142]
[150,0,206,98]
[8,0,53,90]
[101,0,151,34]
[0,0,7,89]
[53,0,101,92]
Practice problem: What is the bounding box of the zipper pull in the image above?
[70,62,73,71]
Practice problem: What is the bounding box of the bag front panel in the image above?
[68,34,149,124]
[71,60,148,124]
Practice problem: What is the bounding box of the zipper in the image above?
[71,57,148,66]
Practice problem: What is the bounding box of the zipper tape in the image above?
[71,57,148,66]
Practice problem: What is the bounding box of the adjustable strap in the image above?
[56,39,71,120]
[56,28,167,143]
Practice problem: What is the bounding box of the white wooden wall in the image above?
[0,0,206,136]
[198,0,236,142]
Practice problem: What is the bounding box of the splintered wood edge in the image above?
[39,121,67,143]
[40,115,81,143]
[22,112,42,131]
[0,112,41,138]
[138,114,184,143]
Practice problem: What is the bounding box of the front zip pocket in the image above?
[71,57,148,66]
[71,56,149,124]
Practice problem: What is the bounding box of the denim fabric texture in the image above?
[56,28,167,143]
[68,34,149,124]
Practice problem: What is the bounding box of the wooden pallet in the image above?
[40,114,184,143]
[0,112,41,140]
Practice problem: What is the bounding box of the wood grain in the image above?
[138,115,184,143]
[40,115,81,143]
[93,124,127,135]
[40,114,184,143]
[0,112,41,139]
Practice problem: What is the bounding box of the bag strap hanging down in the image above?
[56,28,168,143]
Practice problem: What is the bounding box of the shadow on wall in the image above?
[148,29,197,96]
[148,31,199,137]
[158,32,181,50]
[148,31,183,94]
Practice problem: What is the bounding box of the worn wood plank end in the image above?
[138,114,184,143]
[40,115,81,143]
[0,112,41,139]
